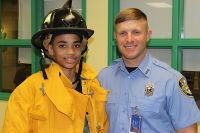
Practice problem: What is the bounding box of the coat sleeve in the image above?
[98,112,109,133]
[92,78,109,133]
[1,78,34,133]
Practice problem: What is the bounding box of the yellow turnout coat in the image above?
[1,62,108,133]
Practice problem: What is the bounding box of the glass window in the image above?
[1,0,31,39]
[0,47,31,92]
[148,48,171,66]
[182,0,200,38]
[120,0,172,38]
[182,49,200,71]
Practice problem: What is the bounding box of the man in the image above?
[1,1,108,133]
[98,8,200,133]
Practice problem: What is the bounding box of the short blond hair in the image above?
[115,8,147,24]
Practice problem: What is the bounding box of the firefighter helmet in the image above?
[31,3,94,50]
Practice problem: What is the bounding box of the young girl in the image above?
[1,1,108,133]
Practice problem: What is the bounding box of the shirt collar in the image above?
[118,51,152,77]
[119,58,129,73]
[138,51,152,77]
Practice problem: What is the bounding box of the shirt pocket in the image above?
[106,92,117,115]
[130,97,162,116]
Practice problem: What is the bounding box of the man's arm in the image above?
[176,123,197,133]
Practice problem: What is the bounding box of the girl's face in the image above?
[47,34,82,73]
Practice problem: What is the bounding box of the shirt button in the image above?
[82,81,86,85]
[128,76,131,79]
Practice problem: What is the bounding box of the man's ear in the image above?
[146,30,152,42]
[47,44,54,56]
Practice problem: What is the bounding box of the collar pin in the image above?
[40,83,46,95]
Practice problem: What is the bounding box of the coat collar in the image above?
[78,62,98,80]
[44,62,75,120]
[43,62,96,120]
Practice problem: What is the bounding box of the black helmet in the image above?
[31,2,94,50]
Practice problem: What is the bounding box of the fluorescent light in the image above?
[146,2,172,8]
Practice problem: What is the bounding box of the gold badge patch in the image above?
[178,77,193,97]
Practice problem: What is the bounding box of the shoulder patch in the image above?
[178,77,193,97]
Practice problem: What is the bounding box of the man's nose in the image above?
[126,33,133,42]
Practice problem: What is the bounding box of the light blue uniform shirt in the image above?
[97,52,200,133]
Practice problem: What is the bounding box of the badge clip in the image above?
[134,106,138,115]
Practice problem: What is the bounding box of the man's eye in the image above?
[134,31,140,34]
[119,32,126,36]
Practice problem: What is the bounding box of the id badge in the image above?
[129,114,142,133]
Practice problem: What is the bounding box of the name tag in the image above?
[129,115,142,133]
